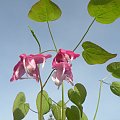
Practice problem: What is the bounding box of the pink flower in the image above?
[52,62,73,87]
[10,53,52,82]
[52,49,80,66]
[52,49,80,87]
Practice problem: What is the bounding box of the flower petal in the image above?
[59,49,80,59]
[30,66,40,82]
[52,71,63,87]
[11,53,51,82]
[10,61,25,81]
[30,54,52,64]
[52,62,73,87]
[24,57,36,74]
[52,49,80,68]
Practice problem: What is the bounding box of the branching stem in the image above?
[28,26,42,53]
[47,21,57,52]
[42,69,55,89]
[93,74,111,120]
[41,49,56,54]
[93,80,102,120]
[62,82,64,120]
[73,18,96,52]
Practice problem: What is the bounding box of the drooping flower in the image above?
[52,49,80,87]
[52,49,80,66]
[10,53,52,82]
[52,62,73,87]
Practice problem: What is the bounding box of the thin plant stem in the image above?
[39,68,43,90]
[62,82,64,120]
[38,59,44,120]
[39,85,43,120]
[50,98,61,108]
[65,100,69,105]
[29,107,38,114]
[38,67,43,120]
[39,87,43,120]
[26,104,38,114]
[99,80,111,86]
[42,69,55,88]
[73,18,96,52]
[47,21,57,52]
[93,74,111,120]
[41,49,56,54]
[93,80,103,120]
[28,26,42,53]
[42,92,62,108]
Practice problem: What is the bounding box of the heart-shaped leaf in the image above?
[68,88,83,114]
[74,83,87,104]
[107,62,120,79]
[110,81,120,96]
[28,0,62,22]
[82,41,117,65]
[66,106,81,120]
[88,0,120,24]
[36,90,51,116]
[51,101,66,120]
[13,92,29,120]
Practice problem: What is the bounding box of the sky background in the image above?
[0,0,120,120]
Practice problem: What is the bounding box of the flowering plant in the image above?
[10,0,120,120]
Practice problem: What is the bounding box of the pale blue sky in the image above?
[0,0,120,120]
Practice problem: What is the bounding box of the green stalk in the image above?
[39,88,43,120]
[47,21,57,52]
[93,74,111,120]
[42,69,55,89]
[38,73,43,120]
[62,82,64,120]
[93,80,102,120]
[28,26,42,53]
[41,49,56,54]
[73,18,96,52]
[29,25,43,119]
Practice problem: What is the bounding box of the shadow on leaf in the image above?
[13,108,24,120]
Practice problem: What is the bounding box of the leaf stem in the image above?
[93,80,103,120]
[26,105,38,114]
[39,69,43,90]
[62,82,64,120]
[42,69,55,88]
[38,67,43,120]
[39,88,43,120]
[65,100,69,105]
[29,107,38,114]
[41,49,57,54]
[50,98,61,108]
[47,21,57,52]
[28,26,42,53]
[93,74,110,120]
[99,80,111,85]
[73,18,96,52]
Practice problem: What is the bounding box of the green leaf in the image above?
[36,90,51,115]
[74,83,87,104]
[88,0,120,24]
[82,41,117,65]
[28,0,62,22]
[68,88,83,114]
[107,62,120,79]
[66,106,81,120]
[51,101,66,120]
[110,81,120,96]
[81,112,88,120]
[13,92,29,120]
